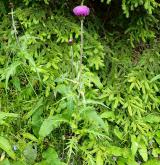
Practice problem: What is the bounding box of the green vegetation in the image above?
[0,0,160,164]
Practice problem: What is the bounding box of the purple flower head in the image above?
[73,5,90,17]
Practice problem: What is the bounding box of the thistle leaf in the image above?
[0,136,16,160]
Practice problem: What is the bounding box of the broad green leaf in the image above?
[0,137,15,160]
[107,146,123,156]
[142,159,160,165]
[22,133,38,142]
[36,147,65,165]
[114,126,123,140]
[67,97,74,111]
[56,84,70,96]
[122,148,130,158]
[12,77,21,91]
[39,115,66,138]
[139,147,148,162]
[22,50,41,82]
[150,74,160,82]
[31,107,44,137]
[152,148,160,157]
[34,147,66,165]
[131,135,138,157]
[24,98,43,119]
[81,108,106,129]
[155,130,160,138]
[89,74,103,89]
[155,137,160,145]
[143,114,160,123]
[117,158,126,165]
[0,159,10,165]
[100,111,115,120]
[127,158,138,165]
[12,161,26,165]
[96,151,103,165]
[23,144,37,164]
[2,61,21,91]
[84,72,103,89]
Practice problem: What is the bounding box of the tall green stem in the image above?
[11,8,19,45]
[78,18,84,93]
[81,0,84,5]
[70,45,74,78]
[80,19,84,79]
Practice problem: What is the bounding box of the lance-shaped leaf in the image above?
[0,136,16,160]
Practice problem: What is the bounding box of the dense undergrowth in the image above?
[0,0,160,164]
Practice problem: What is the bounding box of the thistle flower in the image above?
[72,5,90,94]
[73,6,90,17]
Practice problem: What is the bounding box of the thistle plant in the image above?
[73,5,90,96]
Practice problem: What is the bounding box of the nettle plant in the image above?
[0,0,160,165]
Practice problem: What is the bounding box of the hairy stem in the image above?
[70,45,74,78]
[78,18,84,97]
[80,19,84,80]
[11,8,19,45]
[81,0,85,5]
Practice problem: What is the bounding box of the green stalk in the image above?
[81,0,84,5]
[11,7,19,46]
[80,18,84,81]
[78,18,84,97]
[70,45,74,78]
